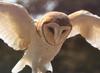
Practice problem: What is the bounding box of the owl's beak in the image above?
[54,26,71,45]
[54,28,60,44]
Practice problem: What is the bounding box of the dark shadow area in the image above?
[53,35,100,73]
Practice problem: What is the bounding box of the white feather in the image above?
[0,2,34,50]
[68,10,100,50]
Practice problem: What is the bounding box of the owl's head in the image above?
[35,11,72,46]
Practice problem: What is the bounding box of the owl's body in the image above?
[12,11,70,73]
[12,25,61,73]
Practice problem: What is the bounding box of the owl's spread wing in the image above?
[68,10,100,49]
[0,2,34,50]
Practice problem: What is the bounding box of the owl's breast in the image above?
[38,44,61,64]
[24,28,62,65]
[28,40,61,65]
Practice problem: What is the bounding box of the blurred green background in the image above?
[0,0,100,73]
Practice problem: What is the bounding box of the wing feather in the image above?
[68,10,100,49]
[0,2,34,50]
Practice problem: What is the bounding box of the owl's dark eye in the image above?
[62,30,67,34]
[43,21,50,24]
[48,27,54,34]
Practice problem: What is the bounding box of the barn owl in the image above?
[68,10,100,50]
[0,2,72,73]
